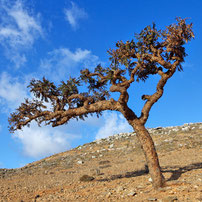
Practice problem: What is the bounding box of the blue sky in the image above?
[0,0,201,169]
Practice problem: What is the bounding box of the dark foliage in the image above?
[8,18,194,132]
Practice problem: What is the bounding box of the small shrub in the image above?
[79,175,95,182]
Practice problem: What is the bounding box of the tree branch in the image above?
[139,64,178,124]
[67,94,94,109]
[144,53,172,69]
[10,99,121,132]
[8,18,194,134]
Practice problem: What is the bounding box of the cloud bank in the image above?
[64,2,87,30]
[0,45,102,159]
[40,48,100,82]
[0,0,43,67]
[0,1,134,166]
[13,122,76,158]
[95,112,133,140]
[0,72,29,112]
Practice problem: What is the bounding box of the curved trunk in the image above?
[132,122,165,189]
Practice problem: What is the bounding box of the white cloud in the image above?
[13,122,79,158]
[0,72,29,112]
[95,112,133,140]
[64,2,87,30]
[0,71,58,114]
[0,0,43,67]
[40,48,100,82]
[0,72,131,159]
[13,112,132,158]
[0,72,81,158]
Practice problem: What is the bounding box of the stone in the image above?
[127,191,137,196]
[77,160,84,164]
[164,139,172,142]
[116,186,124,193]
[34,194,41,199]
[158,187,172,192]
[172,128,179,132]
[147,198,157,201]
[137,185,144,189]
[106,192,111,198]
[182,127,189,132]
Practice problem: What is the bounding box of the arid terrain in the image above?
[0,123,201,201]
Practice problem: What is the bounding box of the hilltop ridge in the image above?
[0,122,201,201]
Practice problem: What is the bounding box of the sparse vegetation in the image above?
[0,123,201,201]
[80,175,95,182]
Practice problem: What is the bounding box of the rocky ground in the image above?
[0,123,201,201]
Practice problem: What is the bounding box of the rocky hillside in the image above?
[0,123,201,201]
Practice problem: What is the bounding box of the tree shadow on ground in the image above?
[162,162,202,181]
[96,162,202,182]
[97,165,149,182]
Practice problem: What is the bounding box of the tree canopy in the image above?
[9,18,194,133]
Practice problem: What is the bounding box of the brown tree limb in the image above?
[67,94,94,109]
[139,62,179,124]
[14,99,121,130]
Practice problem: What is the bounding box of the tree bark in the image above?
[132,122,165,189]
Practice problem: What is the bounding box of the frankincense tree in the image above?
[9,18,194,188]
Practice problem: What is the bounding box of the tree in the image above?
[8,18,194,189]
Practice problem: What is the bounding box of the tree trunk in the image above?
[132,122,165,189]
